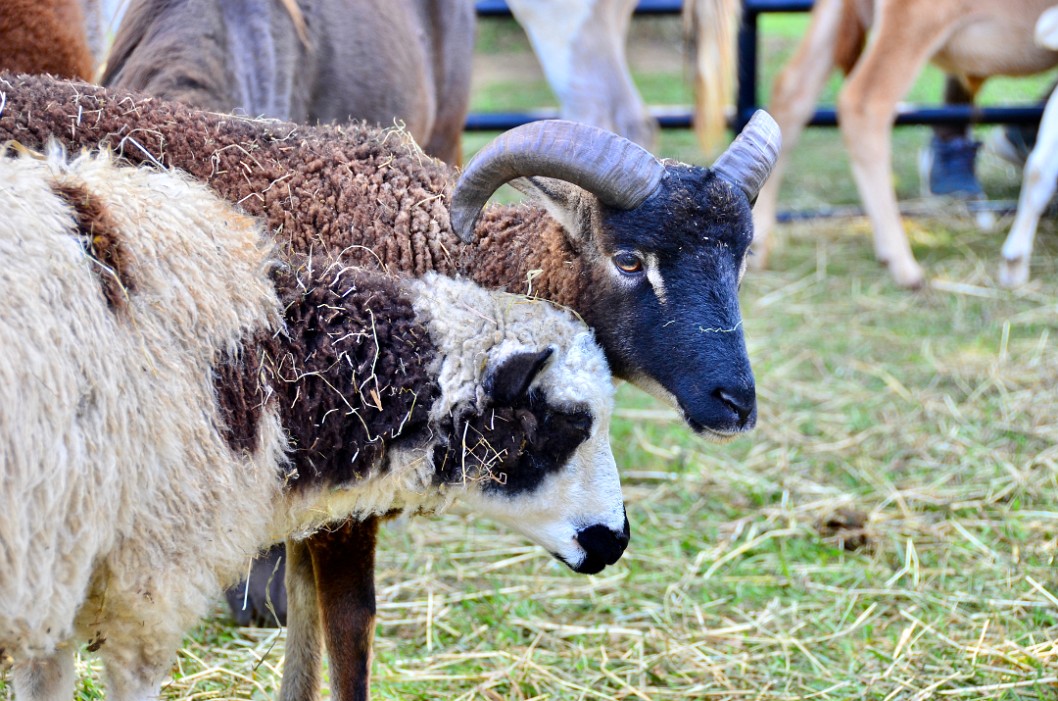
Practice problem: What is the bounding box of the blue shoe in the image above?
[919,136,984,199]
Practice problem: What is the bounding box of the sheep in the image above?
[0,143,628,701]
[0,72,780,701]
[99,0,477,629]
[999,6,1058,287]
[0,0,94,80]
[101,0,474,165]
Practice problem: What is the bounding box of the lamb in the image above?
[0,0,94,80]
[999,6,1058,287]
[0,143,627,701]
[0,72,779,701]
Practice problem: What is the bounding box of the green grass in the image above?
[5,12,1058,701]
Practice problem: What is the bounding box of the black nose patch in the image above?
[570,513,631,574]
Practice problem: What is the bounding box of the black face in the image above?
[432,349,596,495]
[582,167,757,438]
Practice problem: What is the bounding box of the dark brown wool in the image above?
[213,343,266,455]
[51,182,135,311]
[261,264,440,489]
[0,74,587,310]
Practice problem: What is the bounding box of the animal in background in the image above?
[1000,5,1058,287]
[507,0,742,154]
[102,0,475,164]
[751,0,1057,288]
[0,0,94,79]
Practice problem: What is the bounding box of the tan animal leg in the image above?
[752,0,847,269]
[836,0,964,287]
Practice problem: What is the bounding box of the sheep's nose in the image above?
[573,514,630,574]
[715,386,756,430]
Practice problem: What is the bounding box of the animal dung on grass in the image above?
[0,144,627,701]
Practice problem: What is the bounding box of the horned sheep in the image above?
[0,144,628,701]
[0,72,779,701]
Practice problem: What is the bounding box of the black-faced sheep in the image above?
[0,144,627,701]
[0,73,778,440]
[0,72,779,701]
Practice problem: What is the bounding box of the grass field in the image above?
[6,11,1058,701]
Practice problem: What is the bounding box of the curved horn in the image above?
[450,120,665,243]
[711,110,782,202]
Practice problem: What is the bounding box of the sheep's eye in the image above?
[612,252,643,274]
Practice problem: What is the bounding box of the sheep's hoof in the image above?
[999,257,1029,288]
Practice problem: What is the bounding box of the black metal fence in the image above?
[470,0,1045,134]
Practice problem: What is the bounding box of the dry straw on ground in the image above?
[6,212,1053,701]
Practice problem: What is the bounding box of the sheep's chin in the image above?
[689,424,742,445]
[626,374,748,442]
[551,548,606,575]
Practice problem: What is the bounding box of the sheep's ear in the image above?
[510,177,594,246]
[485,347,554,405]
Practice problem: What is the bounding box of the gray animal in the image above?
[102,0,474,164]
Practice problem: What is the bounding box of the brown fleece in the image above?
[262,262,439,489]
[0,73,588,309]
[213,343,266,455]
[51,182,135,312]
[0,0,93,80]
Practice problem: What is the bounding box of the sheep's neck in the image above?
[453,206,587,310]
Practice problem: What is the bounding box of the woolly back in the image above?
[0,145,285,654]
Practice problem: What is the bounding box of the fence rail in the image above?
[470,0,1045,134]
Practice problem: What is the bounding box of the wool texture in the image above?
[0,144,621,698]
[0,73,587,308]
[0,146,285,683]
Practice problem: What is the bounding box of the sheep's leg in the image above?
[101,640,180,701]
[280,538,325,701]
[752,0,845,269]
[12,649,76,701]
[308,517,380,701]
[836,0,961,287]
[1000,87,1058,286]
